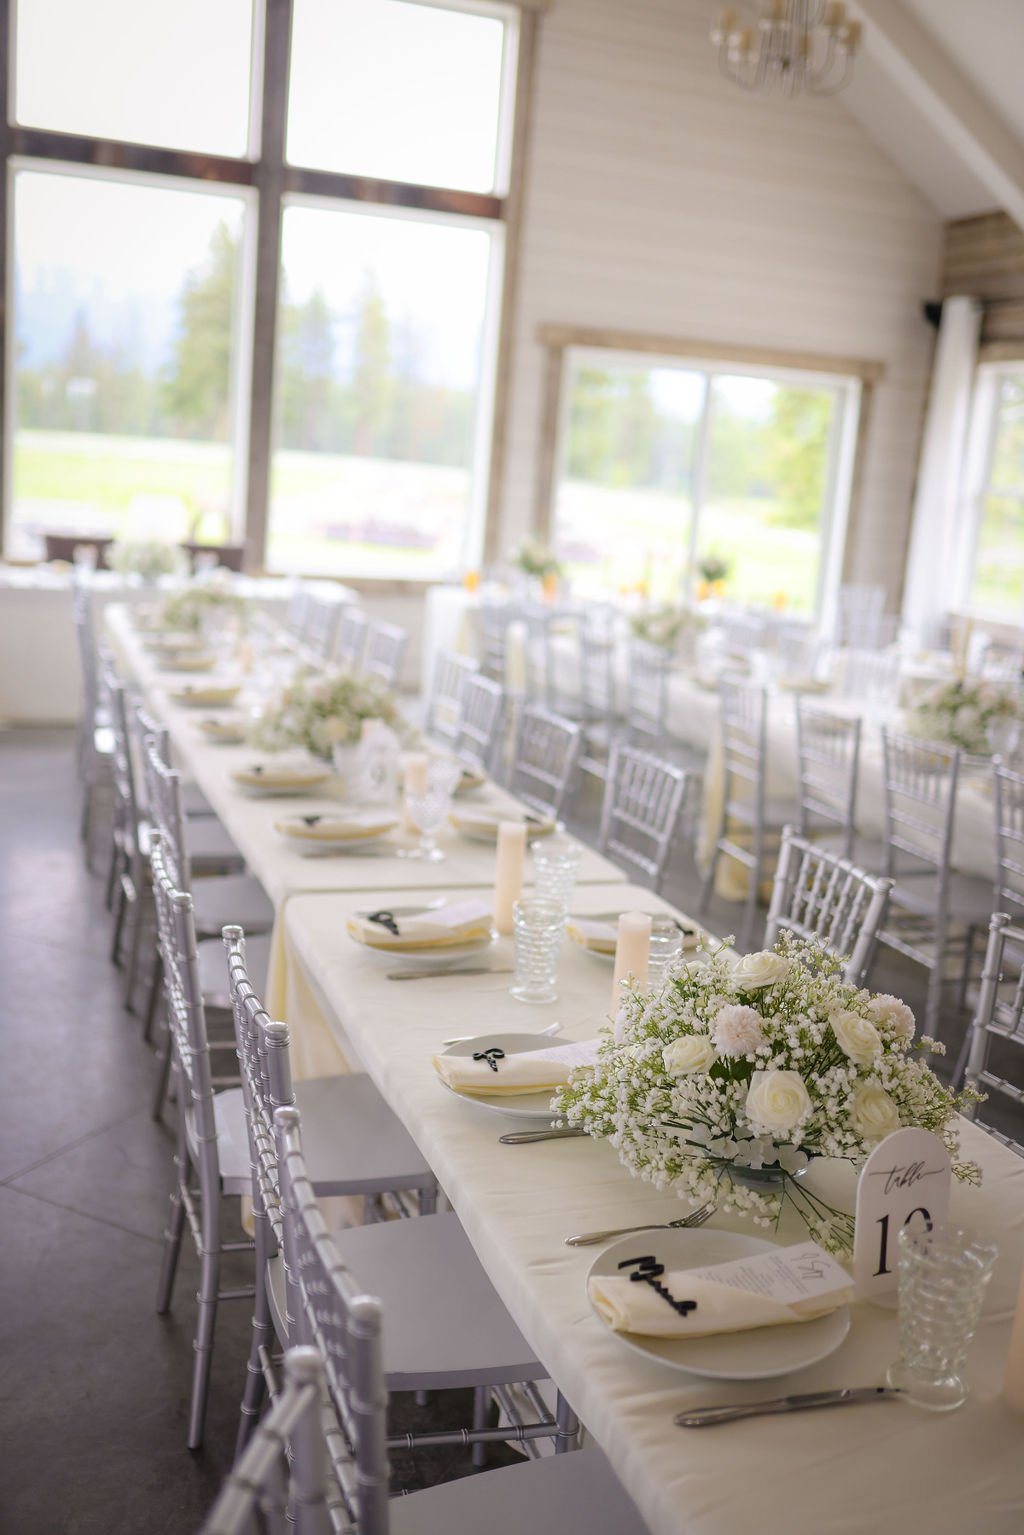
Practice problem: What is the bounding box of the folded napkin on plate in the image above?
[347,897,493,951]
[450,808,555,838]
[566,916,702,955]
[433,1037,601,1096]
[277,811,396,841]
[232,762,330,787]
[589,1240,854,1339]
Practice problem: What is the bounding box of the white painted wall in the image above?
[499,0,945,606]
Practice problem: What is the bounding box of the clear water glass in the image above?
[886,1222,998,1411]
[530,837,581,912]
[647,915,685,987]
[399,757,461,862]
[511,898,565,1004]
[986,717,1021,759]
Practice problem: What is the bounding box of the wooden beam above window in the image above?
[535,324,886,385]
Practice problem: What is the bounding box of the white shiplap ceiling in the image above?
[836,0,1024,222]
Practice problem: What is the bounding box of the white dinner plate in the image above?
[275,811,399,848]
[587,1229,850,1381]
[350,906,496,965]
[230,763,333,795]
[450,809,556,842]
[170,683,241,708]
[198,714,248,744]
[437,1032,567,1120]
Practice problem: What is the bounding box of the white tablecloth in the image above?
[278,880,1024,1535]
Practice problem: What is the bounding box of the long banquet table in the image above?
[278,880,1024,1535]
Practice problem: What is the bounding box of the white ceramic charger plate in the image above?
[436,1032,567,1120]
[587,1229,850,1381]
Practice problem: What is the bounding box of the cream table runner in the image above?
[279,881,1024,1535]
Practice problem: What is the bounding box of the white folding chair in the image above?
[794,699,862,860]
[269,1105,652,1533]
[598,743,693,893]
[958,912,1024,1157]
[508,705,581,819]
[764,826,893,987]
[363,621,408,689]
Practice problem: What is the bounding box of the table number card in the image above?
[853,1127,951,1303]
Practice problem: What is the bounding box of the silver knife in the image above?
[499,1128,588,1144]
[675,1387,901,1427]
[387,966,513,981]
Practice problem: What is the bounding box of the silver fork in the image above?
[564,1203,716,1247]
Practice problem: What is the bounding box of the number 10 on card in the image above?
[853,1128,952,1302]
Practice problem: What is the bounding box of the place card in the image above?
[853,1127,951,1303]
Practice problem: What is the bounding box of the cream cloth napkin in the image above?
[433,1037,601,1096]
[449,808,556,838]
[567,915,703,955]
[275,810,397,842]
[172,683,240,705]
[347,897,493,951]
[589,1242,854,1339]
[231,762,331,788]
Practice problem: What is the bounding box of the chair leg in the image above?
[236,1248,274,1456]
[142,951,163,1045]
[123,893,145,1010]
[104,836,120,912]
[472,1386,489,1468]
[418,1180,438,1216]
[110,880,129,968]
[156,1179,186,1315]
[152,1023,174,1122]
[554,1392,580,1454]
[187,1244,221,1450]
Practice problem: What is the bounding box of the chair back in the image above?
[201,1348,332,1535]
[719,676,767,811]
[276,1106,390,1535]
[149,830,221,1188]
[72,582,103,731]
[961,912,1024,1158]
[836,583,886,649]
[994,763,1024,920]
[183,541,245,574]
[717,609,768,661]
[105,663,145,885]
[47,532,114,569]
[478,599,512,682]
[455,672,504,773]
[509,705,581,818]
[835,647,900,706]
[303,594,344,660]
[142,732,194,890]
[363,621,407,689]
[764,827,893,986]
[334,609,369,671]
[880,729,960,881]
[794,701,861,859]
[598,744,689,892]
[286,586,313,642]
[579,610,617,725]
[625,639,670,740]
[425,650,477,749]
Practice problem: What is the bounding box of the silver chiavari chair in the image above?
[993,763,1024,920]
[577,608,619,784]
[479,598,514,684]
[509,705,581,819]
[699,678,792,949]
[150,830,255,1450]
[269,1106,651,1534]
[303,593,344,661]
[455,671,505,775]
[424,650,477,750]
[957,913,1024,1157]
[201,1348,331,1535]
[225,928,435,1455]
[836,583,886,650]
[794,700,862,860]
[875,729,993,1038]
[333,608,369,671]
[834,647,901,710]
[625,638,669,745]
[362,621,407,689]
[72,580,115,864]
[598,743,693,893]
[764,827,893,987]
[286,586,313,644]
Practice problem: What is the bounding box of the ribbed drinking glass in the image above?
[510,897,565,1004]
[886,1222,998,1411]
[530,837,581,912]
[647,915,685,987]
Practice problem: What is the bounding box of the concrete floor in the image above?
[0,726,988,1534]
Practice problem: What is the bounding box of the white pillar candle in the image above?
[402,753,429,832]
[1002,1261,1024,1414]
[611,911,651,1014]
[494,821,527,935]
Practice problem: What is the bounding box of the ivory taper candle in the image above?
[1002,1261,1024,1414]
[402,753,429,833]
[494,821,527,935]
[611,911,651,1013]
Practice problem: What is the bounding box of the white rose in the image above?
[663,1035,717,1077]
[731,951,790,990]
[849,1082,901,1140]
[745,1070,811,1135]
[866,994,915,1043]
[830,1009,882,1066]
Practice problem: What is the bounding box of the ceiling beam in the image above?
[853,0,1024,233]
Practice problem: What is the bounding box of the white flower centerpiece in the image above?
[248,668,408,763]
[159,575,247,634]
[629,604,699,652]
[513,537,562,581]
[553,935,981,1254]
[905,677,1021,756]
[108,538,187,584]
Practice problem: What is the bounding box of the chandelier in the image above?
[710,2,862,97]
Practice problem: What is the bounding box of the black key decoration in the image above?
[367,910,401,936]
[617,1255,698,1318]
[301,815,323,827]
[472,1047,506,1073]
